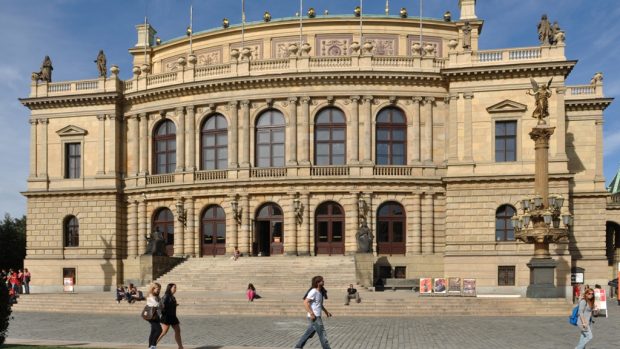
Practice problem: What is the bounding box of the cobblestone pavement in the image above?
[6,303,619,349]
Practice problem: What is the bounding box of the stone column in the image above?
[29,119,38,178]
[349,96,360,164]
[184,198,195,256]
[299,97,311,165]
[422,192,434,254]
[185,105,196,171]
[228,101,239,168]
[193,201,201,257]
[287,97,298,165]
[108,115,118,175]
[595,120,605,182]
[39,118,49,179]
[176,107,186,172]
[463,92,474,162]
[361,96,374,164]
[285,192,298,255]
[240,100,251,167]
[174,199,185,256]
[410,193,422,255]
[97,114,106,175]
[409,97,422,164]
[422,97,434,163]
[448,94,459,161]
[350,192,360,254]
[554,88,567,160]
[139,113,149,175]
[240,194,251,254]
[138,199,147,255]
[298,192,310,255]
[128,115,140,176]
[228,196,238,253]
[128,200,138,257]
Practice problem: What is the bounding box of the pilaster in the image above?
[128,200,138,257]
[409,97,422,164]
[97,114,106,175]
[422,97,434,164]
[138,199,147,255]
[108,115,118,175]
[39,118,49,179]
[463,92,474,162]
[448,94,459,161]
[554,88,568,161]
[299,97,311,165]
[349,96,360,164]
[287,97,298,165]
[176,107,186,172]
[29,119,38,179]
[228,101,239,168]
[185,197,195,256]
[361,95,374,165]
[240,100,251,168]
[185,105,196,171]
[128,115,140,176]
[139,113,149,175]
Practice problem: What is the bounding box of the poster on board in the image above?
[448,277,462,295]
[63,277,74,292]
[434,278,447,294]
[420,278,433,294]
[462,278,476,297]
[594,288,608,318]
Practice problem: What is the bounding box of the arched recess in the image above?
[376,201,406,255]
[153,207,175,256]
[315,201,345,255]
[495,204,516,242]
[201,205,226,256]
[64,215,79,247]
[606,221,620,266]
[254,202,284,256]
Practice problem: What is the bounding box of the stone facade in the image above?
[20,3,613,295]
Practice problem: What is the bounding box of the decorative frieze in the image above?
[316,35,353,56]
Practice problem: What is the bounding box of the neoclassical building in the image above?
[21,0,617,294]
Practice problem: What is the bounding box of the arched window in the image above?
[314,108,346,165]
[201,205,226,256]
[315,201,345,255]
[255,110,285,167]
[153,208,175,256]
[376,201,406,254]
[201,114,228,170]
[64,215,79,247]
[496,205,516,241]
[153,120,176,174]
[376,107,407,165]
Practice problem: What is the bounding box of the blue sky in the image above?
[0,0,619,218]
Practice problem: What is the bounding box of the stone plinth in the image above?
[354,253,375,288]
[526,257,559,298]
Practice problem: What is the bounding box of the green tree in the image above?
[0,280,11,345]
[0,214,26,270]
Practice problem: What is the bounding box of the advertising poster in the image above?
[420,278,432,294]
[434,278,447,294]
[462,278,476,297]
[63,277,74,292]
[448,277,462,295]
[594,288,608,318]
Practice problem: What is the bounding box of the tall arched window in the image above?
[314,108,346,165]
[64,215,79,247]
[153,120,176,174]
[153,208,175,256]
[255,110,285,167]
[201,205,226,256]
[376,201,406,254]
[496,205,516,241]
[201,114,228,170]
[376,107,407,165]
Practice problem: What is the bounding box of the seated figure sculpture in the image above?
[356,221,373,253]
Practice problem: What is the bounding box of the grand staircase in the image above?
[12,256,573,317]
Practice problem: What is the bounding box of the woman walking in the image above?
[146,283,163,349]
[575,288,598,349]
[157,283,184,349]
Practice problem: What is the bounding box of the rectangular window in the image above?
[65,143,81,178]
[498,266,516,286]
[495,121,517,162]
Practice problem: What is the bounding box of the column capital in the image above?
[388,96,398,105]
[363,95,374,103]
[108,114,120,121]
[96,114,106,121]
[350,95,361,103]
[422,96,435,104]
[29,119,38,125]
[288,96,299,104]
[185,105,196,113]
[448,93,459,101]
[138,112,147,120]
[38,118,49,125]
[412,96,424,103]
[301,96,311,104]
[176,106,185,115]
[227,100,238,109]
[463,92,474,99]
[240,100,251,108]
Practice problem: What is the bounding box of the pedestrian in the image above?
[157,283,184,349]
[22,268,31,294]
[295,275,332,349]
[8,269,20,295]
[575,288,598,349]
[146,282,163,349]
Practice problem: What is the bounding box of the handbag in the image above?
[141,305,158,321]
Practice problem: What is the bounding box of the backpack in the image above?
[569,305,579,326]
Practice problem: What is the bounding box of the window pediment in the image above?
[486,100,527,113]
[56,125,88,137]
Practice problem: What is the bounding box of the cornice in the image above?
[19,92,122,110]
[565,98,614,112]
[441,60,577,82]
[443,173,574,184]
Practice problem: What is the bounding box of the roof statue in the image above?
[31,56,53,83]
[527,77,553,124]
[95,50,107,78]
[537,14,552,45]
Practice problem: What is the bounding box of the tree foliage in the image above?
[0,214,26,270]
[0,280,11,345]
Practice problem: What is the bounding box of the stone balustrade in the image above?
[145,173,175,185]
[565,84,604,99]
[450,45,564,67]
[310,166,350,177]
[194,169,228,181]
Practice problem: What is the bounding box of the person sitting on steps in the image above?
[344,284,361,305]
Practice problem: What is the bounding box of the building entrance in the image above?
[253,203,283,256]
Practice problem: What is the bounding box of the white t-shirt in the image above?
[306,288,323,318]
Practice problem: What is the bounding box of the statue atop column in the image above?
[527,77,553,124]
[356,220,374,253]
[94,50,107,78]
[537,14,551,45]
[32,56,53,82]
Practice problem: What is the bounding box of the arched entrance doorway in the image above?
[315,201,345,255]
[153,208,174,256]
[376,201,406,255]
[254,203,283,256]
[201,205,226,256]
[606,221,620,266]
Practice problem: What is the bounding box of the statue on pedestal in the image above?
[95,50,107,78]
[527,77,553,124]
[537,14,552,45]
[32,56,53,83]
[462,22,472,50]
[145,228,166,256]
[356,221,374,253]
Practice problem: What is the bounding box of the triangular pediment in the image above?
[56,125,88,137]
[486,100,528,113]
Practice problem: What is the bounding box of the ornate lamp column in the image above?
[513,78,572,298]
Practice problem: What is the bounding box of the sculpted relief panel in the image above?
[316,35,353,56]
[272,36,308,58]
[407,35,443,56]
[363,35,398,56]
[231,39,264,60]
[161,47,223,72]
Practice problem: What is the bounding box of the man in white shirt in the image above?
[294,275,332,349]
